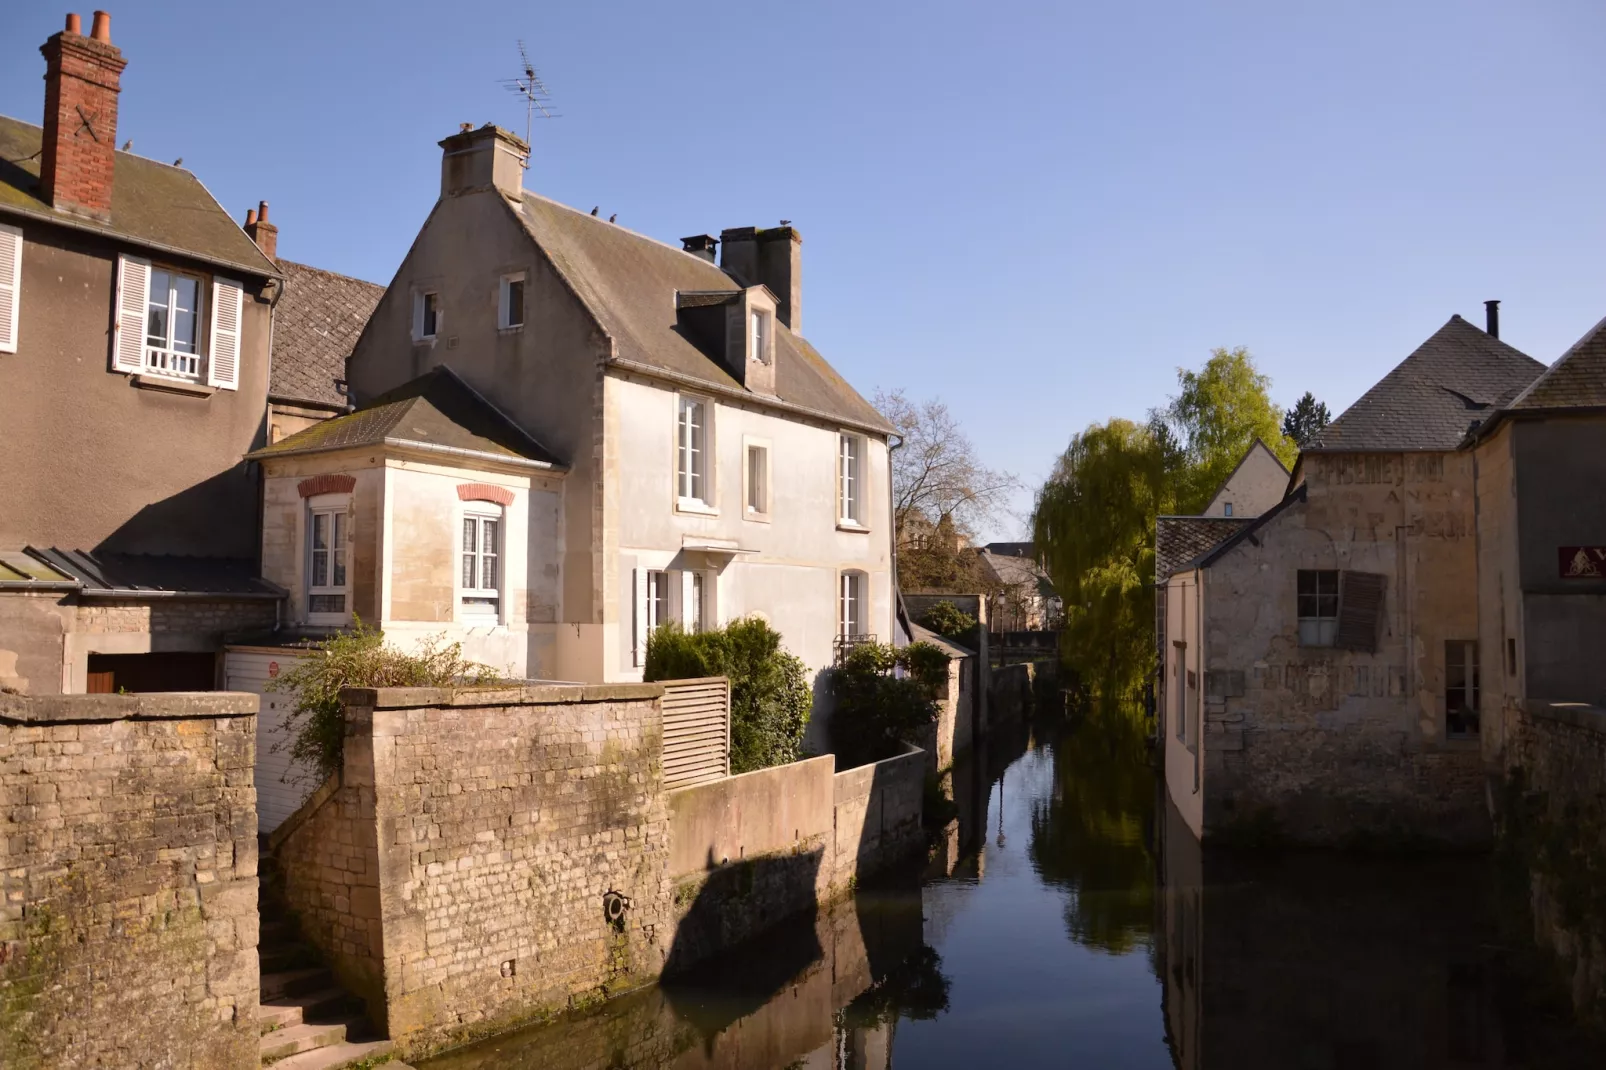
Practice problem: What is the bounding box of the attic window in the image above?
[499,273,525,330]
[750,310,770,365]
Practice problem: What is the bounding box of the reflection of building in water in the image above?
[1154,796,1513,1070]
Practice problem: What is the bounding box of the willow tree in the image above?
[1032,418,1169,706]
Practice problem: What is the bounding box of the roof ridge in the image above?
[276,258,386,288]
[519,189,735,271]
[1506,311,1606,410]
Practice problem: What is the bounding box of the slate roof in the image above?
[270,260,384,408]
[0,115,278,278]
[1156,516,1253,579]
[977,550,1056,597]
[1309,315,1544,452]
[1506,313,1606,412]
[24,548,282,598]
[909,621,975,659]
[250,365,562,468]
[983,541,1036,559]
[514,192,894,436]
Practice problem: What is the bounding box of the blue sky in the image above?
[5,1,1604,539]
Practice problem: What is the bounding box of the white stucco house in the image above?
[247,123,895,747]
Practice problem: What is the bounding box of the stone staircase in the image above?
[257,856,405,1069]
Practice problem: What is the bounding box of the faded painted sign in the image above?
[1559,547,1606,579]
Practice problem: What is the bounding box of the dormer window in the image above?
[413,290,439,341]
[750,310,770,365]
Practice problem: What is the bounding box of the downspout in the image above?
[888,432,906,645]
[1194,567,1203,796]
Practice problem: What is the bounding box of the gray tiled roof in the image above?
[250,365,562,467]
[26,547,281,597]
[1507,313,1606,412]
[515,193,894,436]
[1156,516,1253,579]
[1309,315,1544,452]
[0,115,278,278]
[270,260,384,408]
[977,550,1055,596]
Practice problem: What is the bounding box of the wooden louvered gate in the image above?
[661,676,731,789]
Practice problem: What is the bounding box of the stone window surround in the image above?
[742,433,772,522]
[674,390,717,516]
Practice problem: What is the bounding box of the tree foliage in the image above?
[826,640,948,768]
[1281,391,1332,448]
[918,600,978,643]
[644,617,812,774]
[267,620,507,782]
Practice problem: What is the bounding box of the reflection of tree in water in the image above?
[839,944,952,1028]
[1028,699,1157,956]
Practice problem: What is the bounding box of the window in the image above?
[1447,640,1480,738]
[646,570,670,632]
[1297,569,1339,646]
[839,571,866,638]
[145,268,203,378]
[839,433,862,526]
[414,290,439,341]
[1223,502,1234,517]
[499,273,525,330]
[307,502,348,620]
[691,571,706,633]
[750,310,770,364]
[461,512,501,617]
[746,443,769,517]
[677,396,709,507]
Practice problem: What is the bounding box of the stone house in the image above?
[0,13,285,694]
[1159,311,1545,845]
[249,124,895,732]
[975,541,1061,631]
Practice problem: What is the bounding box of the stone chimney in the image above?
[438,123,527,201]
[681,234,718,263]
[720,225,802,334]
[243,200,277,261]
[39,11,127,222]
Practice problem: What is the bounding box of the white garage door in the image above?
[225,648,319,833]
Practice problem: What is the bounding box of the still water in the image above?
[422,719,1604,1069]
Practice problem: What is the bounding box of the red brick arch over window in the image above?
[457,483,514,506]
[298,474,356,498]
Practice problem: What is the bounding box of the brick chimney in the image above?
[720,226,802,334]
[244,200,277,261]
[39,11,126,222]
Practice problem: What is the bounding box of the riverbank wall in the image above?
[0,692,260,1069]
[272,684,924,1058]
[1501,699,1606,1022]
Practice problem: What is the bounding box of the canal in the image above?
[421,717,1605,1069]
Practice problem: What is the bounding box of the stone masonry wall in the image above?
[0,692,260,1069]
[831,744,925,889]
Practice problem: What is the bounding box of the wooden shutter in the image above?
[632,567,648,668]
[0,222,20,353]
[208,278,242,390]
[112,255,150,373]
[1334,571,1387,652]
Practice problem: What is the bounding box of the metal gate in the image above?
[660,676,730,789]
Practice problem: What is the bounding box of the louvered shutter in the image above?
[112,255,150,373]
[1334,571,1387,652]
[0,223,20,354]
[632,567,649,668]
[208,278,242,390]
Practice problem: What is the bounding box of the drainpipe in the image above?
[1194,568,1203,795]
[888,432,905,645]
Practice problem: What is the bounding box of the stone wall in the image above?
[0,692,260,1069]
[830,744,925,889]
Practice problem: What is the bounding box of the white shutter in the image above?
[412,291,424,341]
[632,567,649,668]
[208,278,242,390]
[0,223,20,354]
[112,254,150,373]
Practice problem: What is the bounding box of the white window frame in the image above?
[676,394,714,512]
[413,289,440,342]
[838,433,865,529]
[691,571,707,634]
[646,570,671,633]
[743,436,771,521]
[1297,569,1339,647]
[750,308,771,365]
[305,493,351,626]
[839,570,867,639]
[459,506,503,622]
[144,266,206,381]
[498,272,526,331]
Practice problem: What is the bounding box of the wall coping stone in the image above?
[0,691,258,724]
[1527,699,1606,736]
[341,681,665,709]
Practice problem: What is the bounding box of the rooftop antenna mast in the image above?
[498,41,558,169]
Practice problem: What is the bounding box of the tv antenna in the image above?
[498,41,559,169]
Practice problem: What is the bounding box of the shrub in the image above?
[827,640,949,768]
[267,619,507,782]
[644,617,812,774]
[918,600,978,645]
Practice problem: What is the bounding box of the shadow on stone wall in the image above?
[662,847,826,979]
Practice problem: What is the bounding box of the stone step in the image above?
[256,1000,303,1035]
[263,1038,395,1070]
[262,986,363,1025]
[259,1020,350,1062]
[260,918,300,945]
[261,967,332,1001]
[260,944,322,974]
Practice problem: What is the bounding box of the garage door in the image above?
[225,649,318,833]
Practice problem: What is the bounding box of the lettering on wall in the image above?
[1559,546,1606,579]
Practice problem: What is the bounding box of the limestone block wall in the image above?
[830,744,925,889]
[0,692,260,1069]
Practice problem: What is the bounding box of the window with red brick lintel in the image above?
[297,474,356,499]
[457,483,514,506]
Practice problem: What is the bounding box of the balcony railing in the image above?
[145,346,200,380]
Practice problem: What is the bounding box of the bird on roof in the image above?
[173,157,182,166]
[590,206,599,216]
[608,213,616,223]
[120,139,132,151]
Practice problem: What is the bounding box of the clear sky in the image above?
[5,1,1605,539]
